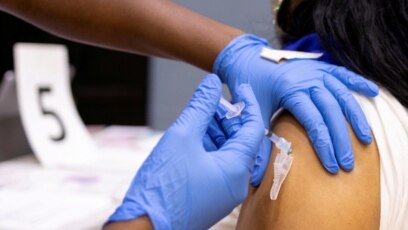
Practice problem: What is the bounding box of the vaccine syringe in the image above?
[219,96,293,200]
[219,97,292,154]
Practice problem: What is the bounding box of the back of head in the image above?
[277,0,408,107]
[314,0,408,107]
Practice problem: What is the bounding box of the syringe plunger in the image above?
[219,97,245,119]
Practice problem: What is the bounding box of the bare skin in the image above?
[0,1,380,228]
[0,0,243,71]
[103,216,153,230]
[0,1,243,228]
[238,112,380,229]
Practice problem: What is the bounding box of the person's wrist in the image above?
[0,0,11,9]
[0,0,26,12]
[107,196,171,229]
[103,216,153,230]
[213,34,268,84]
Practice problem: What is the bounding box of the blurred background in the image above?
[0,13,149,126]
[0,0,278,160]
[0,1,279,228]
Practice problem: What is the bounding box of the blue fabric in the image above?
[283,33,336,64]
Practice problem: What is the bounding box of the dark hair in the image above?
[314,0,408,107]
[278,0,408,107]
[277,0,315,41]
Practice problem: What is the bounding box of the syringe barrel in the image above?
[219,97,238,113]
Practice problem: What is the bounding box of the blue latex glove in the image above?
[214,34,379,186]
[106,74,264,229]
[202,105,242,151]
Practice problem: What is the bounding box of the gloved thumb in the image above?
[174,74,222,136]
[250,137,272,187]
[221,84,264,156]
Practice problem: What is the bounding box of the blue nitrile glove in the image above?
[106,74,264,230]
[214,34,379,186]
[202,104,242,151]
[205,104,273,189]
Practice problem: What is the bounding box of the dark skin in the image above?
[0,0,245,228]
[238,112,380,229]
[104,216,153,230]
[0,0,243,71]
[0,1,377,229]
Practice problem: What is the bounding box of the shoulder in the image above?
[238,112,380,229]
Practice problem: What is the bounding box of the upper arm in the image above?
[237,112,380,229]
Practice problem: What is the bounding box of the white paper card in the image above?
[261,47,323,63]
[14,43,97,168]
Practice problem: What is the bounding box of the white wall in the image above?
[148,0,278,130]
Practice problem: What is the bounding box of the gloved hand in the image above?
[106,74,264,230]
[214,34,379,186]
[202,104,243,151]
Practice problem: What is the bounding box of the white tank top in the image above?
[354,89,408,230]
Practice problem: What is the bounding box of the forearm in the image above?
[0,0,243,71]
[104,216,153,230]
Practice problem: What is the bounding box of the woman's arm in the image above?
[238,112,380,229]
[0,0,243,71]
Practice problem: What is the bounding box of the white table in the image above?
[0,126,162,230]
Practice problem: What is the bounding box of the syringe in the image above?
[219,97,292,154]
[219,96,293,200]
[264,130,293,154]
[219,97,246,119]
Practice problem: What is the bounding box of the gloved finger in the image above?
[175,74,222,136]
[206,118,227,149]
[283,93,339,174]
[214,102,241,139]
[219,116,242,138]
[214,102,227,121]
[203,133,218,151]
[221,84,264,157]
[327,66,379,97]
[324,76,372,144]
[250,137,272,187]
[310,86,354,171]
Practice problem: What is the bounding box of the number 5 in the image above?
[38,86,66,142]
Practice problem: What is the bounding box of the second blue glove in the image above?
[214,34,379,185]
